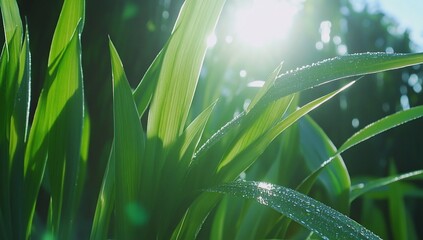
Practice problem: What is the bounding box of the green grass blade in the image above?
[247,62,284,112]
[48,0,84,65]
[181,100,217,165]
[0,4,23,233]
[196,53,423,158]
[208,181,381,240]
[132,35,172,117]
[23,19,84,239]
[0,0,22,50]
[90,147,115,240]
[338,105,423,153]
[153,101,217,235]
[171,193,221,240]
[109,39,146,239]
[146,0,226,164]
[258,53,423,108]
[8,25,31,239]
[0,20,23,240]
[350,170,423,202]
[217,66,294,172]
[46,21,84,239]
[299,116,350,214]
[387,163,409,240]
[300,105,423,202]
[217,82,355,181]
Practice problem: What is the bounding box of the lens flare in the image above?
[234,0,300,47]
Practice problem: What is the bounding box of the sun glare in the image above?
[234,0,300,47]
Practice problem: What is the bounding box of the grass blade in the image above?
[132,35,172,117]
[217,82,355,181]
[208,181,381,240]
[0,2,23,236]
[23,12,84,239]
[350,169,423,202]
[300,105,423,203]
[299,116,350,214]
[258,53,423,108]
[146,0,226,166]
[109,39,146,239]
[338,105,423,153]
[90,146,115,240]
[8,25,31,239]
[196,53,423,158]
[48,0,84,65]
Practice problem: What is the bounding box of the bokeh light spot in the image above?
[125,202,148,226]
[240,69,247,78]
[352,118,360,128]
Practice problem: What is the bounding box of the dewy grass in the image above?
[1,0,423,239]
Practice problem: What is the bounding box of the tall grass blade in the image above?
[0,0,23,147]
[23,15,84,240]
[300,105,423,202]
[217,82,355,181]
[196,53,423,158]
[299,116,350,214]
[387,163,409,240]
[132,36,172,117]
[8,25,31,239]
[90,146,115,240]
[258,53,423,108]
[109,39,146,239]
[48,0,84,65]
[146,0,226,167]
[0,1,23,236]
[217,65,293,171]
[209,181,381,240]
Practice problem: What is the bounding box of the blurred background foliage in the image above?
[10,0,423,238]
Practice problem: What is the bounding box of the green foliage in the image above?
[1,0,423,239]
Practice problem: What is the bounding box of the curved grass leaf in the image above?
[299,116,350,214]
[109,39,146,239]
[208,181,381,240]
[350,169,423,202]
[259,53,423,108]
[171,192,222,240]
[217,65,294,171]
[195,53,423,158]
[299,105,423,203]
[217,82,355,181]
[338,105,423,153]
[178,83,355,240]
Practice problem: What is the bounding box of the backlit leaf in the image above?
[209,181,381,240]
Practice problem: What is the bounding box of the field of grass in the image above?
[1,0,423,239]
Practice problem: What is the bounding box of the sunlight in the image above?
[234,0,300,47]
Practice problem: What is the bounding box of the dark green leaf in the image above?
[110,39,146,239]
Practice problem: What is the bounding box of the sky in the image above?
[352,0,423,51]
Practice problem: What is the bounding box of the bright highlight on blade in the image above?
[234,0,300,47]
